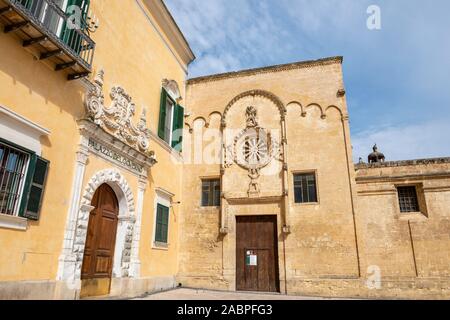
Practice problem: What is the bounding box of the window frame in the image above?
[292,170,319,205]
[0,138,34,218]
[154,203,169,245]
[158,88,184,152]
[152,190,173,250]
[163,97,175,146]
[397,185,421,213]
[201,178,221,208]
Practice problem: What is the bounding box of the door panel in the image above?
[81,184,119,289]
[236,216,280,293]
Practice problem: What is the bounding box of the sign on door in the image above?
[246,250,258,266]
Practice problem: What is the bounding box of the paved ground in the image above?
[132,288,351,300]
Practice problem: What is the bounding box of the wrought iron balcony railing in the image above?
[0,0,96,80]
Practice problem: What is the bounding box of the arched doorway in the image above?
[80,183,119,298]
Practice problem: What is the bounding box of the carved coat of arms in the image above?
[84,70,152,153]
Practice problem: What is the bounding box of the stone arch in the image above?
[74,169,136,281]
[80,169,135,211]
[192,116,208,129]
[184,122,192,133]
[208,111,223,128]
[222,90,286,127]
[325,105,344,118]
[305,103,326,119]
[209,111,223,121]
[286,101,306,116]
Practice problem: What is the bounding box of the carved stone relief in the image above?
[85,70,152,153]
[224,106,283,197]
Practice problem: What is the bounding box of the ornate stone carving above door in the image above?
[224,106,283,197]
[85,70,152,153]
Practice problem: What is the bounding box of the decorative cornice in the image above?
[162,79,182,102]
[78,119,157,176]
[355,157,450,170]
[225,194,283,204]
[0,105,50,136]
[356,189,397,196]
[187,56,343,85]
[155,187,175,199]
[356,172,450,184]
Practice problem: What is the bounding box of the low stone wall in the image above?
[0,275,178,300]
[110,276,177,299]
[0,280,62,300]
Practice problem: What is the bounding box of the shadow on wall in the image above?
[0,31,87,120]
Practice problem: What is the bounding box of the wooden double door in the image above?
[80,184,119,298]
[236,216,280,293]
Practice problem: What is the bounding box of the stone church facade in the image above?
[179,58,450,299]
[0,0,449,300]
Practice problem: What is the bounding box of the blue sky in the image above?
[165,0,450,161]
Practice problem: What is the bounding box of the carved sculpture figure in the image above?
[245,106,258,128]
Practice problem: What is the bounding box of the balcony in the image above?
[0,0,95,80]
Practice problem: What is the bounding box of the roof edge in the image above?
[143,0,195,66]
[159,0,195,61]
[355,157,450,170]
[187,56,343,85]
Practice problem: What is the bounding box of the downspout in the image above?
[341,113,361,278]
[281,111,290,294]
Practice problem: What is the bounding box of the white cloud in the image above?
[165,0,450,161]
[165,0,295,76]
[352,120,450,162]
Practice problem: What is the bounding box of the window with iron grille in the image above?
[398,186,420,213]
[0,142,30,216]
[201,179,221,207]
[0,139,49,221]
[294,172,318,204]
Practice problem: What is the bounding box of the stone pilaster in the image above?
[129,177,147,278]
[57,145,89,283]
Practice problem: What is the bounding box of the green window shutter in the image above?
[155,204,169,243]
[19,153,37,217]
[171,105,184,152]
[162,206,169,243]
[19,156,50,221]
[158,89,168,140]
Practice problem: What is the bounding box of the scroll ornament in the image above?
[84,69,152,153]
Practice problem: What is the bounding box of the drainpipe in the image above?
[280,112,290,294]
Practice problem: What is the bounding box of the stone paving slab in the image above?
[132,288,352,300]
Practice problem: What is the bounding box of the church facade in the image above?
[180,61,450,299]
[0,0,449,300]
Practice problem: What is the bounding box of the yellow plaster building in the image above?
[0,0,449,300]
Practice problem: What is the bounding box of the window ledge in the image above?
[293,202,320,207]
[152,242,169,251]
[0,214,28,231]
[199,206,221,210]
[398,212,428,221]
